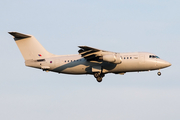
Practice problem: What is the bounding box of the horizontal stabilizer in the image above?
[8,32,31,39]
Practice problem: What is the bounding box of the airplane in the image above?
[9,32,171,82]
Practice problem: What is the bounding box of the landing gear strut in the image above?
[94,73,105,82]
[157,69,161,76]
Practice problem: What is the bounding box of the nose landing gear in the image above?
[157,69,161,76]
[157,72,161,76]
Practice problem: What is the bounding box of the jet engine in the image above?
[102,54,122,64]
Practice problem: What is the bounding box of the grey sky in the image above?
[0,0,180,120]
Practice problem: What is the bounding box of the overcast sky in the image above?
[0,0,180,120]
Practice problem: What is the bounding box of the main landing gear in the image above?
[94,73,105,82]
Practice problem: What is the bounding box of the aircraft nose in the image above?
[157,60,171,68]
[166,62,171,67]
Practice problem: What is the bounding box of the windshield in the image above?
[149,55,160,59]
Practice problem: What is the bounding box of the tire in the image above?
[96,77,102,82]
[157,72,161,76]
[94,73,100,78]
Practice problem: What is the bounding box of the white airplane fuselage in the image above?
[25,52,170,75]
[9,32,171,82]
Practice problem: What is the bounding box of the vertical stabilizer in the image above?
[9,32,55,60]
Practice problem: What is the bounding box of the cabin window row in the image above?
[123,57,132,59]
[64,59,84,63]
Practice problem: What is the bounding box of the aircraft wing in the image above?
[78,46,107,61]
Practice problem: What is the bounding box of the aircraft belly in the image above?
[60,66,87,74]
[52,61,91,74]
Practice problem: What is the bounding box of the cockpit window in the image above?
[149,55,160,59]
[156,56,160,58]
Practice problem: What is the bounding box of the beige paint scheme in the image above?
[9,32,171,82]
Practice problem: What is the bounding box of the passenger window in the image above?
[124,57,126,59]
[65,60,66,62]
[127,57,129,59]
[130,57,132,59]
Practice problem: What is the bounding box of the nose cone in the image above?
[157,60,171,68]
[166,62,172,67]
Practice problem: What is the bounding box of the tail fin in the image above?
[9,32,55,60]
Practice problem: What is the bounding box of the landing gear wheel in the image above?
[96,77,102,82]
[94,73,100,78]
[94,73,105,82]
[157,72,161,76]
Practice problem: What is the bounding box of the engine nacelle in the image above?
[102,54,122,64]
[103,54,116,62]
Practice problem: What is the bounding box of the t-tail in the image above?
[9,32,56,61]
